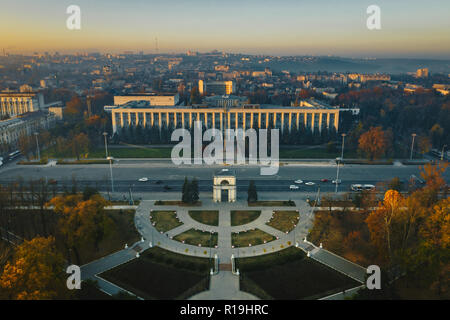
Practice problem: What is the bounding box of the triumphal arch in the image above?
[213,169,236,202]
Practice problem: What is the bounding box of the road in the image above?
[1,160,446,194]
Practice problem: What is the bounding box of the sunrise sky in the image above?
[1,0,450,58]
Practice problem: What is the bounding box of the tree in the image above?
[70,133,90,160]
[0,237,69,300]
[358,126,388,160]
[418,198,450,295]
[191,179,199,203]
[247,180,258,202]
[17,135,34,160]
[48,194,114,264]
[181,177,190,203]
[387,177,402,192]
[366,189,404,264]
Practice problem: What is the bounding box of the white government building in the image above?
[107,97,341,134]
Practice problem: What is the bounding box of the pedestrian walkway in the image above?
[78,196,367,300]
[189,271,258,300]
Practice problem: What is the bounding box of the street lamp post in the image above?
[107,156,114,195]
[410,133,417,160]
[340,133,346,160]
[442,145,447,161]
[34,132,40,162]
[129,184,134,205]
[103,132,109,158]
[335,157,341,193]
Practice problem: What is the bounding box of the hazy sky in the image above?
[1,0,450,58]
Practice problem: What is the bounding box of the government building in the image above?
[107,97,341,134]
[0,92,45,118]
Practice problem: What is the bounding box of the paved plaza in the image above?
[80,195,368,300]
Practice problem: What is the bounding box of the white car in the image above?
[363,184,376,191]
[332,179,342,184]
[294,179,303,184]
[138,177,149,182]
[305,182,315,186]
[289,185,299,190]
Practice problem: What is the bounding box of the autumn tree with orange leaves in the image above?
[0,237,69,300]
[48,194,114,264]
[358,126,389,160]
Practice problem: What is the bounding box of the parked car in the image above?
[294,179,303,184]
[363,184,376,191]
[289,185,299,190]
[320,178,329,182]
[351,184,363,191]
[332,179,342,184]
[305,182,315,186]
[138,177,149,182]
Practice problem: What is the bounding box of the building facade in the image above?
[198,80,235,95]
[0,92,45,118]
[109,100,340,134]
[113,93,180,106]
[0,111,56,147]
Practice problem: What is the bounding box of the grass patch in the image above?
[237,247,359,299]
[154,200,202,207]
[150,210,182,232]
[100,247,210,299]
[188,210,219,226]
[279,147,359,159]
[89,147,173,159]
[248,200,296,207]
[232,229,276,247]
[341,159,393,165]
[173,229,218,247]
[57,159,110,165]
[17,159,48,165]
[267,211,300,233]
[230,210,261,226]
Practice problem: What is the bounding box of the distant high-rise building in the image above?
[198,80,235,95]
[416,68,429,78]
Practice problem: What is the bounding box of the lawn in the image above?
[248,200,296,207]
[100,247,210,299]
[279,147,360,159]
[230,210,261,226]
[188,210,219,226]
[89,147,173,159]
[267,211,300,233]
[150,210,183,232]
[173,229,218,247]
[232,229,276,247]
[43,146,173,159]
[237,247,360,299]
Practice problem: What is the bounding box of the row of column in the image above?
[112,111,338,133]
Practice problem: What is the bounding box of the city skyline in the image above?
[1,0,450,59]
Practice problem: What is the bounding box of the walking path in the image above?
[79,196,367,299]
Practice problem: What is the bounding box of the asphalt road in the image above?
[1,161,447,194]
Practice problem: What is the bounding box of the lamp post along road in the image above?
[410,133,417,160]
[107,156,114,194]
[34,133,40,162]
[341,133,346,160]
[103,132,109,158]
[335,157,341,193]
